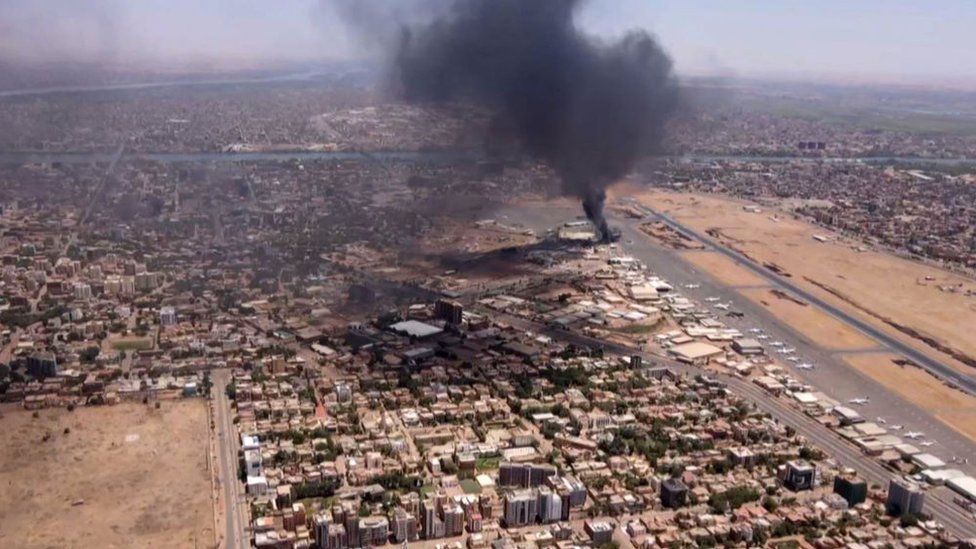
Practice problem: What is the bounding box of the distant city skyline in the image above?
[1,0,974,87]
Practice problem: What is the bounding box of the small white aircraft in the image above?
[797,363,814,370]
[848,397,870,405]
[905,431,924,440]
[787,357,800,363]
[714,303,730,311]
[705,297,721,302]
[770,341,785,347]
[920,441,936,447]
[781,347,796,354]
[756,334,770,340]
[891,425,903,430]
[748,328,764,334]
[684,283,700,289]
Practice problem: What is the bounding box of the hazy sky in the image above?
[1,0,974,85]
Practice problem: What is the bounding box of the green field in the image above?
[460,479,482,494]
[476,455,501,471]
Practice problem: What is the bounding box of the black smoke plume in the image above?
[325,0,679,241]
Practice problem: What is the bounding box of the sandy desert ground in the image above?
[626,188,976,441]
[0,400,213,549]
[842,353,976,442]
[631,189,976,375]
[679,250,770,288]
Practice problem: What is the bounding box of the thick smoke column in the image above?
[393,0,679,241]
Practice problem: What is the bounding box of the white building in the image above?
[159,306,177,327]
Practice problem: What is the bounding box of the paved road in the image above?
[628,200,976,396]
[490,202,976,466]
[597,213,976,471]
[213,369,249,549]
[478,307,976,539]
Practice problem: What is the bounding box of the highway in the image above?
[212,369,249,549]
[628,200,976,397]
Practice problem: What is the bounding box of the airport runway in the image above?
[475,306,976,539]
[631,200,976,396]
[491,200,976,531]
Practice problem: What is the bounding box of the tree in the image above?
[200,372,213,395]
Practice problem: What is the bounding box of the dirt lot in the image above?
[842,353,976,442]
[0,400,213,549]
[630,189,976,375]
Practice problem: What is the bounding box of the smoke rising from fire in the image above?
[335,0,679,240]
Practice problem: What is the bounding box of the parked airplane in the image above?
[848,397,870,405]
[756,334,770,340]
[891,425,903,431]
[770,341,785,347]
[796,363,814,370]
[905,432,925,440]
[920,441,936,447]
[748,328,764,334]
[787,357,800,363]
[705,297,720,302]
[714,303,730,310]
[684,283,700,289]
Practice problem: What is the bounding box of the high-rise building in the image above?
[782,460,817,491]
[833,475,868,507]
[537,486,562,524]
[504,489,538,527]
[466,511,483,533]
[498,463,557,488]
[73,282,92,300]
[327,524,347,549]
[549,475,587,509]
[358,516,389,547]
[27,352,58,378]
[314,513,331,548]
[159,306,177,327]
[443,503,464,536]
[660,478,688,509]
[434,299,464,325]
[887,477,925,517]
[393,508,419,543]
[421,497,445,540]
[340,504,360,548]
